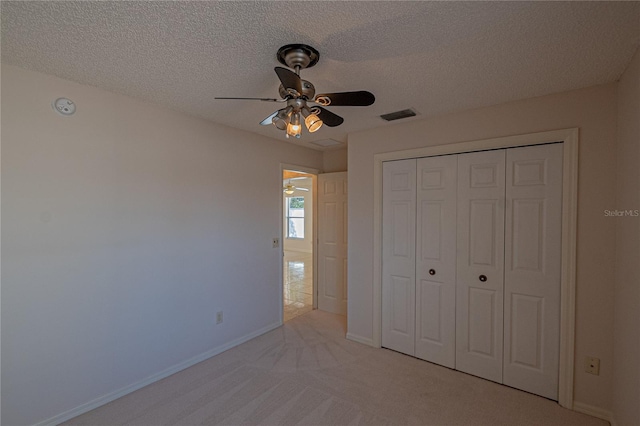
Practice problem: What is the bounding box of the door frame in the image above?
[371,128,579,409]
[279,163,319,323]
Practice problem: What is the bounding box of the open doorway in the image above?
[282,169,315,322]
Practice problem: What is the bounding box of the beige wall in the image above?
[323,148,348,173]
[347,84,618,412]
[1,65,323,425]
[613,48,640,426]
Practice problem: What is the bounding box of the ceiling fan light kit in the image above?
[283,179,309,194]
[287,112,302,138]
[216,44,375,139]
[304,111,323,133]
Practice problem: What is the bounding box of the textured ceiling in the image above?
[2,1,639,150]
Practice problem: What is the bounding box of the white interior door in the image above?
[415,155,457,368]
[503,144,563,400]
[382,159,416,356]
[317,172,348,315]
[456,150,506,383]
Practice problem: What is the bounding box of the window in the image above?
[286,197,305,239]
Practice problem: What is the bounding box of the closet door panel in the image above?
[382,159,417,356]
[415,155,457,367]
[456,150,506,383]
[503,143,563,400]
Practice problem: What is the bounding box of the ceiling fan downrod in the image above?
[276,44,320,71]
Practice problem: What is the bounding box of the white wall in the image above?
[1,65,323,425]
[612,48,640,426]
[347,84,619,413]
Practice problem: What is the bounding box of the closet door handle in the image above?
[479,275,487,282]
[429,269,436,276]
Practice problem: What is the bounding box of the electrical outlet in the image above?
[216,311,223,325]
[585,356,600,375]
[272,237,279,248]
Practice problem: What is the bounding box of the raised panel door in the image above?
[503,143,562,400]
[456,150,506,383]
[318,172,348,315]
[415,155,457,367]
[382,159,416,356]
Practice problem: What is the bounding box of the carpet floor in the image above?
[64,310,606,425]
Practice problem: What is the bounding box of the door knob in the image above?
[479,275,487,282]
[429,269,436,275]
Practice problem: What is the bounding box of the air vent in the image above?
[380,108,417,121]
[310,138,342,148]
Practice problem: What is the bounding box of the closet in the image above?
[382,143,562,400]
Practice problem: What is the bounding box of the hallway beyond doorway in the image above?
[283,251,313,322]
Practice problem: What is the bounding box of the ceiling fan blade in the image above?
[315,107,344,127]
[259,110,280,126]
[297,187,309,192]
[215,97,282,102]
[275,67,302,96]
[314,91,375,106]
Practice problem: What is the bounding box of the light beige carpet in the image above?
[64,311,606,425]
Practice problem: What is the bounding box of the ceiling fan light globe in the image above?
[287,121,301,138]
[290,112,301,126]
[273,117,287,130]
[305,114,323,132]
[287,112,302,138]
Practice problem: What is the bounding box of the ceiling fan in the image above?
[283,179,309,194]
[215,44,375,139]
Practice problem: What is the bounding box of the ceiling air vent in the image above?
[310,138,342,148]
[380,108,417,121]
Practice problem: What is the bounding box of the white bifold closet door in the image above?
[503,143,563,400]
[382,156,457,367]
[455,149,507,383]
[415,155,457,368]
[455,144,563,396]
[382,159,417,356]
[382,144,562,401]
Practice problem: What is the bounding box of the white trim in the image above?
[372,128,579,409]
[33,320,282,426]
[558,129,579,409]
[312,174,318,310]
[573,401,615,424]
[346,332,375,347]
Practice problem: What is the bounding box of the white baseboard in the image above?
[34,321,282,426]
[346,332,375,347]
[573,401,614,425]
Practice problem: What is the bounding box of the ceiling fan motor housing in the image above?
[279,80,316,100]
[277,44,319,71]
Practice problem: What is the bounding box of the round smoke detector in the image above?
[52,98,76,116]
